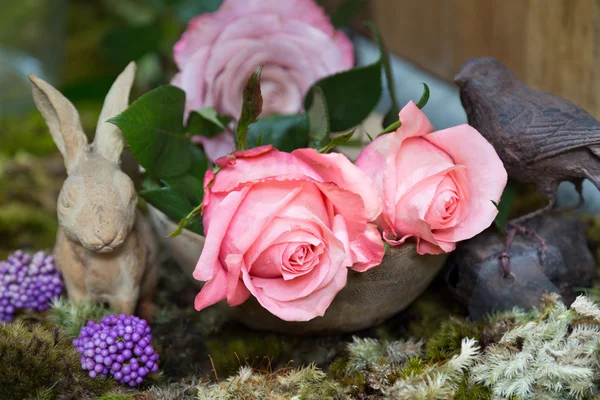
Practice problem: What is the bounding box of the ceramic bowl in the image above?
[147,204,447,334]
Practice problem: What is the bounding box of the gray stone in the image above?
[444,215,595,320]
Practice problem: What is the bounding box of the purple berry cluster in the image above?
[73,314,159,386]
[0,250,63,322]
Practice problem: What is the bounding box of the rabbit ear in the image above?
[29,74,88,173]
[93,62,136,164]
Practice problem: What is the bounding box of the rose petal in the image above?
[193,186,250,282]
[425,124,507,242]
[194,266,227,311]
[293,148,382,221]
[244,264,348,321]
[390,166,463,253]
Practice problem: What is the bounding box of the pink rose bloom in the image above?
[194,145,384,321]
[172,0,354,161]
[356,101,507,255]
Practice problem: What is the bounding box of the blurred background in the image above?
[0,0,597,257]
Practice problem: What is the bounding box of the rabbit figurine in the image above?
[29,62,158,320]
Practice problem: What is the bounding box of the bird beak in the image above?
[454,73,466,87]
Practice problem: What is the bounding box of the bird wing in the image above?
[506,90,600,165]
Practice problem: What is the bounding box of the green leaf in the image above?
[109,85,193,178]
[318,130,355,153]
[492,181,516,234]
[246,114,309,152]
[236,66,263,151]
[306,64,381,132]
[416,83,430,109]
[187,107,231,138]
[101,22,162,69]
[304,24,384,132]
[331,0,367,28]
[307,86,330,148]
[142,184,203,235]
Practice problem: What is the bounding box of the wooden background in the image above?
[337,0,600,118]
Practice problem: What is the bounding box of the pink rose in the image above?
[356,101,507,255]
[172,0,354,161]
[193,145,384,321]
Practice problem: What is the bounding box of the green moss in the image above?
[396,357,426,380]
[206,332,284,376]
[0,320,114,399]
[48,297,116,338]
[327,357,367,395]
[425,317,482,362]
[454,375,492,400]
[196,365,345,400]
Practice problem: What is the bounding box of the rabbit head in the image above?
[30,63,138,253]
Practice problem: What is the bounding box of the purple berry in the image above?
[74,312,158,386]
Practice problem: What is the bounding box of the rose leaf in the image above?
[304,25,384,132]
[492,180,516,234]
[141,182,204,235]
[187,107,232,138]
[109,85,197,178]
[246,114,309,152]
[307,86,331,149]
[236,65,264,151]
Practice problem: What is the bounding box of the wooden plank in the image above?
[358,0,600,117]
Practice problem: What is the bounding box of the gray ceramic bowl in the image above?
[148,205,447,334]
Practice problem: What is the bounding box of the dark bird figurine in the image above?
[455,56,600,275]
